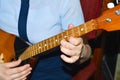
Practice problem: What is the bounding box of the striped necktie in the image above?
[18,0,29,41]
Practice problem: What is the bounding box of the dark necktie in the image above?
[18,0,29,41]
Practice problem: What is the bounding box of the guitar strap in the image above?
[18,0,29,42]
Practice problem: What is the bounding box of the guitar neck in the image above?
[19,19,97,61]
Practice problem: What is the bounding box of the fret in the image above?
[52,37,55,47]
[57,35,60,44]
[44,41,47,52]
[74,27,79,37]
[46,39,49,50]
[66,30,69,40]
[42,41,45,52]
[52,36,55,47]
[36,48,38,55]
[32,44,36,56]
[88,21,92,32]
[49,38,52,48]
[51,37,54,48]
[42,41,44,52]
[33,50,37,57]
[85,20,93,33]
[71,28,74,36]
[91,20,96,31]
[33,44,36,52]
[68,29,71,37]
[54,35,58,46]
[77,26,81,36]
[84,23,87,33]
[44,41,47,51]
[55,36,58,46]
[81,26,84,32]
[90,22,93,31]
[28,51,31,58]
[36,44,41,54]
[62,31,67,39]
[55,37,58,45]
[37,43,40,53]
[87,21,90,32]
[40,42,43,53]
[36,45,39,53]
[59,33,62,41]
[64,35,67,39]
[80,25,85,35]
[53,36,57,47]
[35,43,39,54]
[38,43,42,53]
[32,45,36,56]
[34,44,37,54]
[49,37,52,49]
[36,43,40,53]
[47,39,50,50]
[70,29,73,36]
[31,51,33,57]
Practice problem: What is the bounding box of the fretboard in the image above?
[19,19,97,61]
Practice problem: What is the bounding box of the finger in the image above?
[22,77,27,80]
[8,64,31,75]
[69,37,83,46]
[60,46,74,56]
[11,69,31,80]
[60,43,83,57]
[61,54,79,63]
[61,39,75,50]
[4,59,21,68]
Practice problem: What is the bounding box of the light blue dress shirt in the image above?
[0,0,84,44]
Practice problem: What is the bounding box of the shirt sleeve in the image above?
[60,0,85,30]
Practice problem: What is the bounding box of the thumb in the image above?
[4,59,21,68]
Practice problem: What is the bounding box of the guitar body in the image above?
[0,29,17,63]
[0,29,37,65]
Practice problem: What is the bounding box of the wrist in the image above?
[80,44,87,58]
[79,44,91,64]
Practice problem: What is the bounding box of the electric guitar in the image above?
[0,3,120,76]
